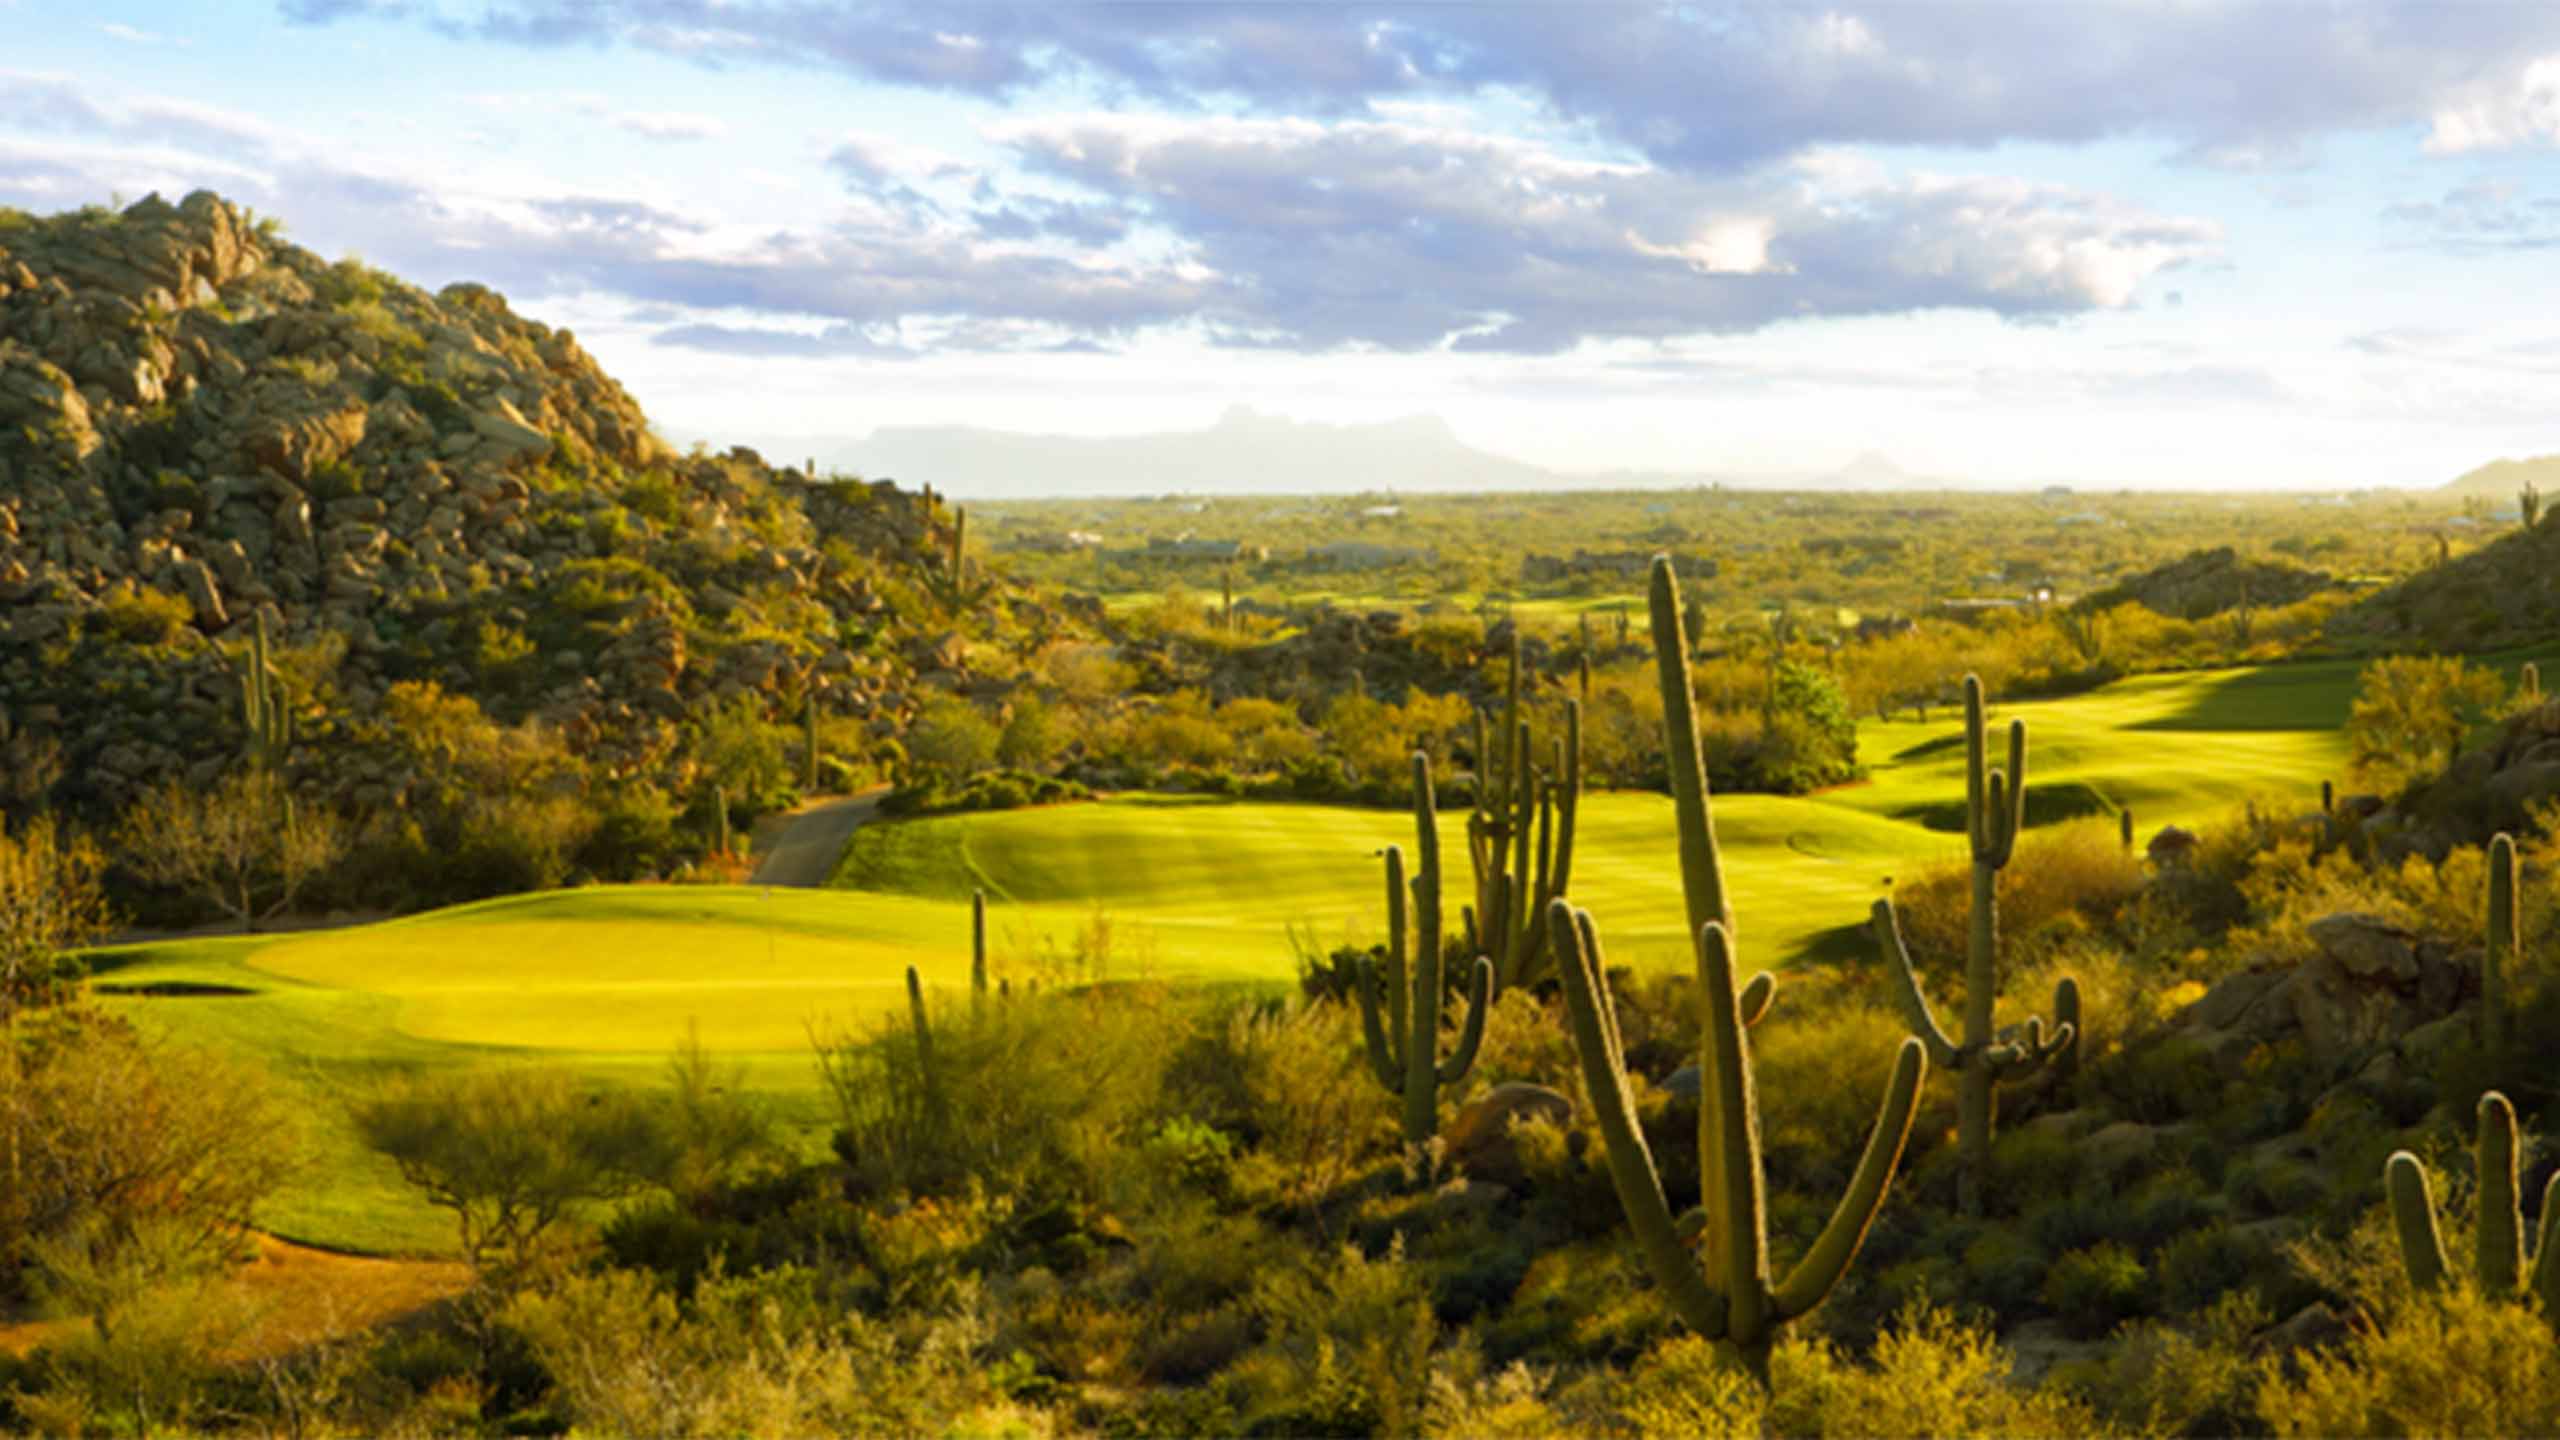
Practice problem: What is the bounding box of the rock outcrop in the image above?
[0,191,1078,816]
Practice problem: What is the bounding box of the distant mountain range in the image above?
[754,407,2553,500]
[2440,455,2560,499]
[777,406,1969,499]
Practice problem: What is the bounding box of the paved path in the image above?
[749,786,891,887]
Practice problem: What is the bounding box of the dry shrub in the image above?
[2256,1288,2560,1438]
[1888,818,2143,975]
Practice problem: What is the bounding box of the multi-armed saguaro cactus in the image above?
[237,610,291,769]
[1549,556,1924,1377]
[2485,833,2519,1049]
[1465,632,1581,993]
[1869,674,2078,1215]
[2388,1091,2560,1312]
[1356,754,1494,1155]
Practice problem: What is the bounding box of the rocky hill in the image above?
[2074,545,2334,621]
[2327,514,2560,652]
[0,191,1076,831]
[2438,454,2560,499]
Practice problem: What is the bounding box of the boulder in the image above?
[1445,1083,1573,1187]
[2307,912,2418,981]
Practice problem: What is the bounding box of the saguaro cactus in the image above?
[2486,833,2519,1049]
[237,610,291,768]
[1356,754,1495,1155]
[1870,674,2078,1215]
[2524,661,2543,703]
[1555,907,1922,1375]
[2388,1091,2560,1312]
[2119,808,2135,853]
[1466,633,1581,993]
[970,888,990,1011]
[1546,555,1924,1377]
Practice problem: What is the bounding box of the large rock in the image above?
[1445,1083,1573,1187]
[2306,913,2418,981]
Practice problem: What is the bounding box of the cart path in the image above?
[749,786,891,887]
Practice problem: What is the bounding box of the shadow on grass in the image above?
[1888,780,2113,833]
[2124,659,2366,733]
[92,980,259,998]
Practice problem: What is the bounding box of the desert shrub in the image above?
[2066,1291,2265,1438]
[1751,658,1860,793]
[354,1065,663,1276]
[449,790,597,894]
[2044,1241,2151,1338]
[1420,1346,1563,1439]
[818,985,1179,1208]
[92,580,194,647]
[2347,653,2505,793]
[0,815,111,1016]
[2257,1287,2560,1437]
[904,697,1001,780]
[1589,1330,1766,1439]
[502,1264,1012,1439]
[1760,1302,2105,1437]
[1237,1238,1437,1438]
[0,1011,298,1297]
[1886,817,2143,976]
[1222,1000,1393,1215]
[11,1264,262,1439]
[880,768,1088,817]
[576,783,685,879]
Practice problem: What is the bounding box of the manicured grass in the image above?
[90,656,2385,1256]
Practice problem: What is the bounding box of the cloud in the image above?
[100,22,186,46]
[990,113,2217,351]
[2382,179,2560,251]
[609,109,726,141]
[2425,55,2560,152]
[278,2,2560,172]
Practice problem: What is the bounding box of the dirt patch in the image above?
[0,1234,472,1360]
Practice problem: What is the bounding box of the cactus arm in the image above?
[1869,899,1963,1067]
[2480,1092,2525,1297]
[2051,976,2082,1081]
[1963,676,1989,857]
[1436,956,1494,1085]
[1649,558,1732,944]
[1997,718,2026,866]
[1696,920,1774,1348]
[1551,900,1727,1337]
[1738,970,1777,1031]
[1385,844,1409,1059]
[1356,957,1402,1089]
[2487,833,2517,1049]
[1550,701,1581,901]
[1404,755,1446,1147]
[2387,1150,2452,1293]
[2532,1172,2560,1318]
[1773,1036,1927,1321]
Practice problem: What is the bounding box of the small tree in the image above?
[905,697,1000,781]
[354,1066,660,1277]
[2347,655,2507,792]
[0,816,112,1017]
[118,770,344,933]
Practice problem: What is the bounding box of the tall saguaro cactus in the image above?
[970,888,990,1011]
[2388,1091,2560,1313]
[1869,674,2078,1215]
[1547,555,1924,1376]
[1466,633,1581,993]
[237,610,291,769]
[1356,754,1495,1154]
[2485,833,2519,1049]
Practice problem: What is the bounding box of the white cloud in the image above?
[2425,55,2560,152]
[610,110,726,141]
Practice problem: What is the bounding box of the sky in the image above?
[6,3,2560,490]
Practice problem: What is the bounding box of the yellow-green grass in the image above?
[97,650,2513,1256]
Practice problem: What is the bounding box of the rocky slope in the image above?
[0,191,1074,819]
[2075,545,2333,621]
[2327,512,2560,652]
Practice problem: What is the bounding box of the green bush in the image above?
[2043,1241,2150,1339]
[2258,1287,2560,1437]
